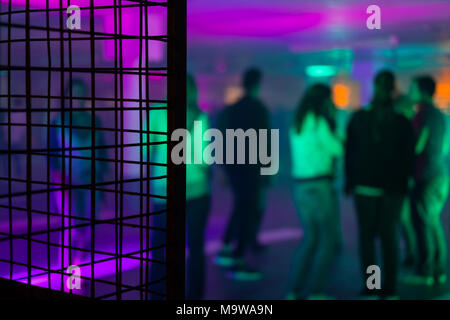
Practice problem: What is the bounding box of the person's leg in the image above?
[329,183,343,252]
[309,181,339,295]
[287,181,320,297]
[216,172,248,267]
[223,191,239,246]
[221,170,241,246]
[354,195,378,294]
[412,182,436,278]
[400,197,416,265]
[72,188,89,265]
[186,195,211,300]
[234,181,260,258]
[379,194,403,296]
[149,203,167,300]
[227,178,263,280]
[425,175,449,281]
[431,220,446,281]
[253,185,268,247]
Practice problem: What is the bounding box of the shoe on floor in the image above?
[401,274,434,286]
[215,245,239,267]
[286,292,298,300]
[307,294,335,300]
[436,274,447,285]
[382,295,399,300]
[228,263,262,281]
[359,289,379,300]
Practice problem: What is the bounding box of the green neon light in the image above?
[306,65,337,77]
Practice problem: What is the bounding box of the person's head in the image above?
[370,70,396,140]
[69,78,88,98]
[373,70,395,101]
[370,70,396,116]
[242,68,262,98]
[409,75,436,104]
[65,78,88,107]
[294,83,334,133]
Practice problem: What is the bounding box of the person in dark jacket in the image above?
[403,75,449,286]
[345,70,415,299]
[215,68,271,280]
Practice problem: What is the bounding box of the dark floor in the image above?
[1,170,449,300]
[203,176,450,300]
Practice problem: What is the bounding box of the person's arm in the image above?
[261,106,274,184]
[262,105,271,152]
[318,116,343,158]
[148,108,168,165]
[402,118,416,183]
[415,126,429,155]
[198,113,212,167]
[344,114,357,195]
[443,130,449,156]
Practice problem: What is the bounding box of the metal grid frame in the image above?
[0,0,186,300]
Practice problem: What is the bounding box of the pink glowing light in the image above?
[102,9,166,64]
[187,1,450,44]
[0,0,115,8]
[189,9,323,37]
[2,0,166,64]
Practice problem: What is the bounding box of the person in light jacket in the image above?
[287,83,343,300]
[148,74,211,299]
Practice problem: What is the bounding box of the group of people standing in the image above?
[286,70,449,300]
[47,68,448,300]
[172,68,448,300]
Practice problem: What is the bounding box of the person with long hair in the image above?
[286,83,343,300]
[345,70,415,299]
[148,74,211,299]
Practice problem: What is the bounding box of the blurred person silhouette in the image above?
[215,68,271,280]
[148,75,211,299]
[345,70,415,300]
[50,78,109,270]
[395,95,417,267]
[286,84,343,300]
[403,76,449,286]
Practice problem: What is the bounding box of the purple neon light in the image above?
[187,2,450,38]
[1,0,166,63]
[189,9,323,37]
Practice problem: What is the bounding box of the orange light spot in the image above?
[333,84,350,109]
[436,83,450,99]
[224,86,244,105]
[436,83,450,110]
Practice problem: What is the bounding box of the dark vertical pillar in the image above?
[25,0,32,287]
[166,0,187,300]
